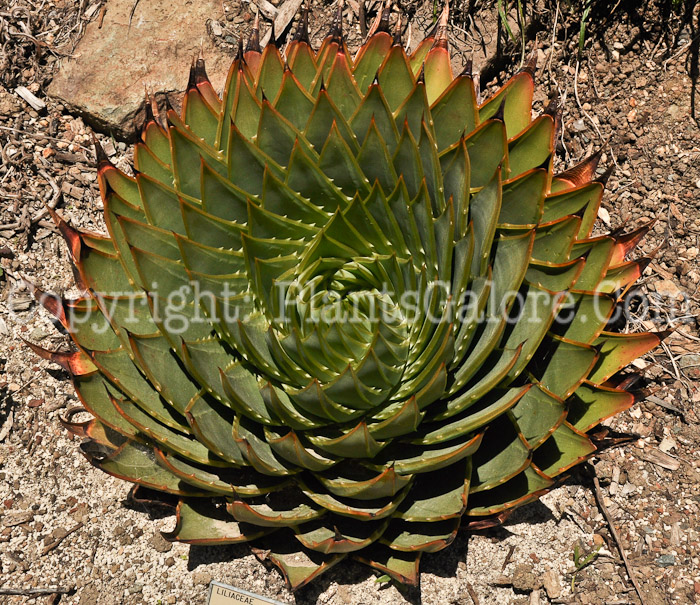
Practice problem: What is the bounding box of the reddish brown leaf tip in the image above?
[655,329,675,342]
[58,407,92,438]
[377,2,391,34]
[464,510,513,530]
[91,133,112,169]
[23,339,92,375]
[194,57,210,86]
[246,14,261,53]
[186,59,197,91]
[519,49,538,79]
[46,206,82,261]
[25,281,67,326]
[555,148,604,187]
[128,485,178,512]
[543,96,561,117]
[423,20,439,42]
[431,1,449,50]
[143,92,155,125]
[544,98,562,144]
[616,374,643,392]
[492,96,507,122]
[392,13,402,45]
[268,20,278,47]
[329,0,344,43]
[595,164,615,187]
[637,256,652,273]
[460,59,473,77]
[294,4,311,43]
[614,219,658,257]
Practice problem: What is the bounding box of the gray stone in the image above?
[150,530,173,553]
[192,570,212,586]
[48,0,232,140]
[653,279,683,300]
[512,563,540,593]
[0,88,22,116]
[656,554,675,567]
[541,569,561,599]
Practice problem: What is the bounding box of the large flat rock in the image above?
[48,0,231,140]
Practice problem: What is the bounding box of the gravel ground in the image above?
[1,1,700,604]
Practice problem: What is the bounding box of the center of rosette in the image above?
[272,259,410,398]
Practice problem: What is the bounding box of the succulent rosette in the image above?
[28,4,661,590]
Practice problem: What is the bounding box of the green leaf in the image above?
[354,544,421,586]
[533,422,595,477]
[294,517,389,554]
[478,71,533,138]
[589,331,661,384]
[567,382,634,432]
[507,115,554,177]
[377,45,415,111]
[467,464,553,516]
[395,460,469,522]
[431,75,479,150]
[470,414,531,493]
[90,438,207,496]
[164,499,275,544]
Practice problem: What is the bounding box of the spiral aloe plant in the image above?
[28,4,661,590]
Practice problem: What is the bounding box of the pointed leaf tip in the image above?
[247,13,261,53]
[378,1,392,34]
[596,164,615,187]
[556,148,603,187]
[392,13,403,45]
[23,339,94,375]
[91,133,112,168]
[143,89,155,124]
[460,58,473,77]
[543,95,561,117]
[329,0,344,43]
[187,58,197,91]
[194,57,210,85]
[432,1,449,49]
[492,95,507,123]
[46,206,82,260]
[294,4,310,43]
[611,218,657,264]
[519,48,538,79]
[25,281,67,326]
[268,20,278,47]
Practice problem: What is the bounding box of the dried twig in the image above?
[501,544,516,571]
[97,3,107,28]
[0,587,74,596]
[645,394,686,420]
[15,85,45,110]
[127,0,141,32]
[0,125,93,152]
[660,341,682,381]
[591,472,647,605]
[260,0,305,47]
[42,521,84,555]
[465,581,481,605]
